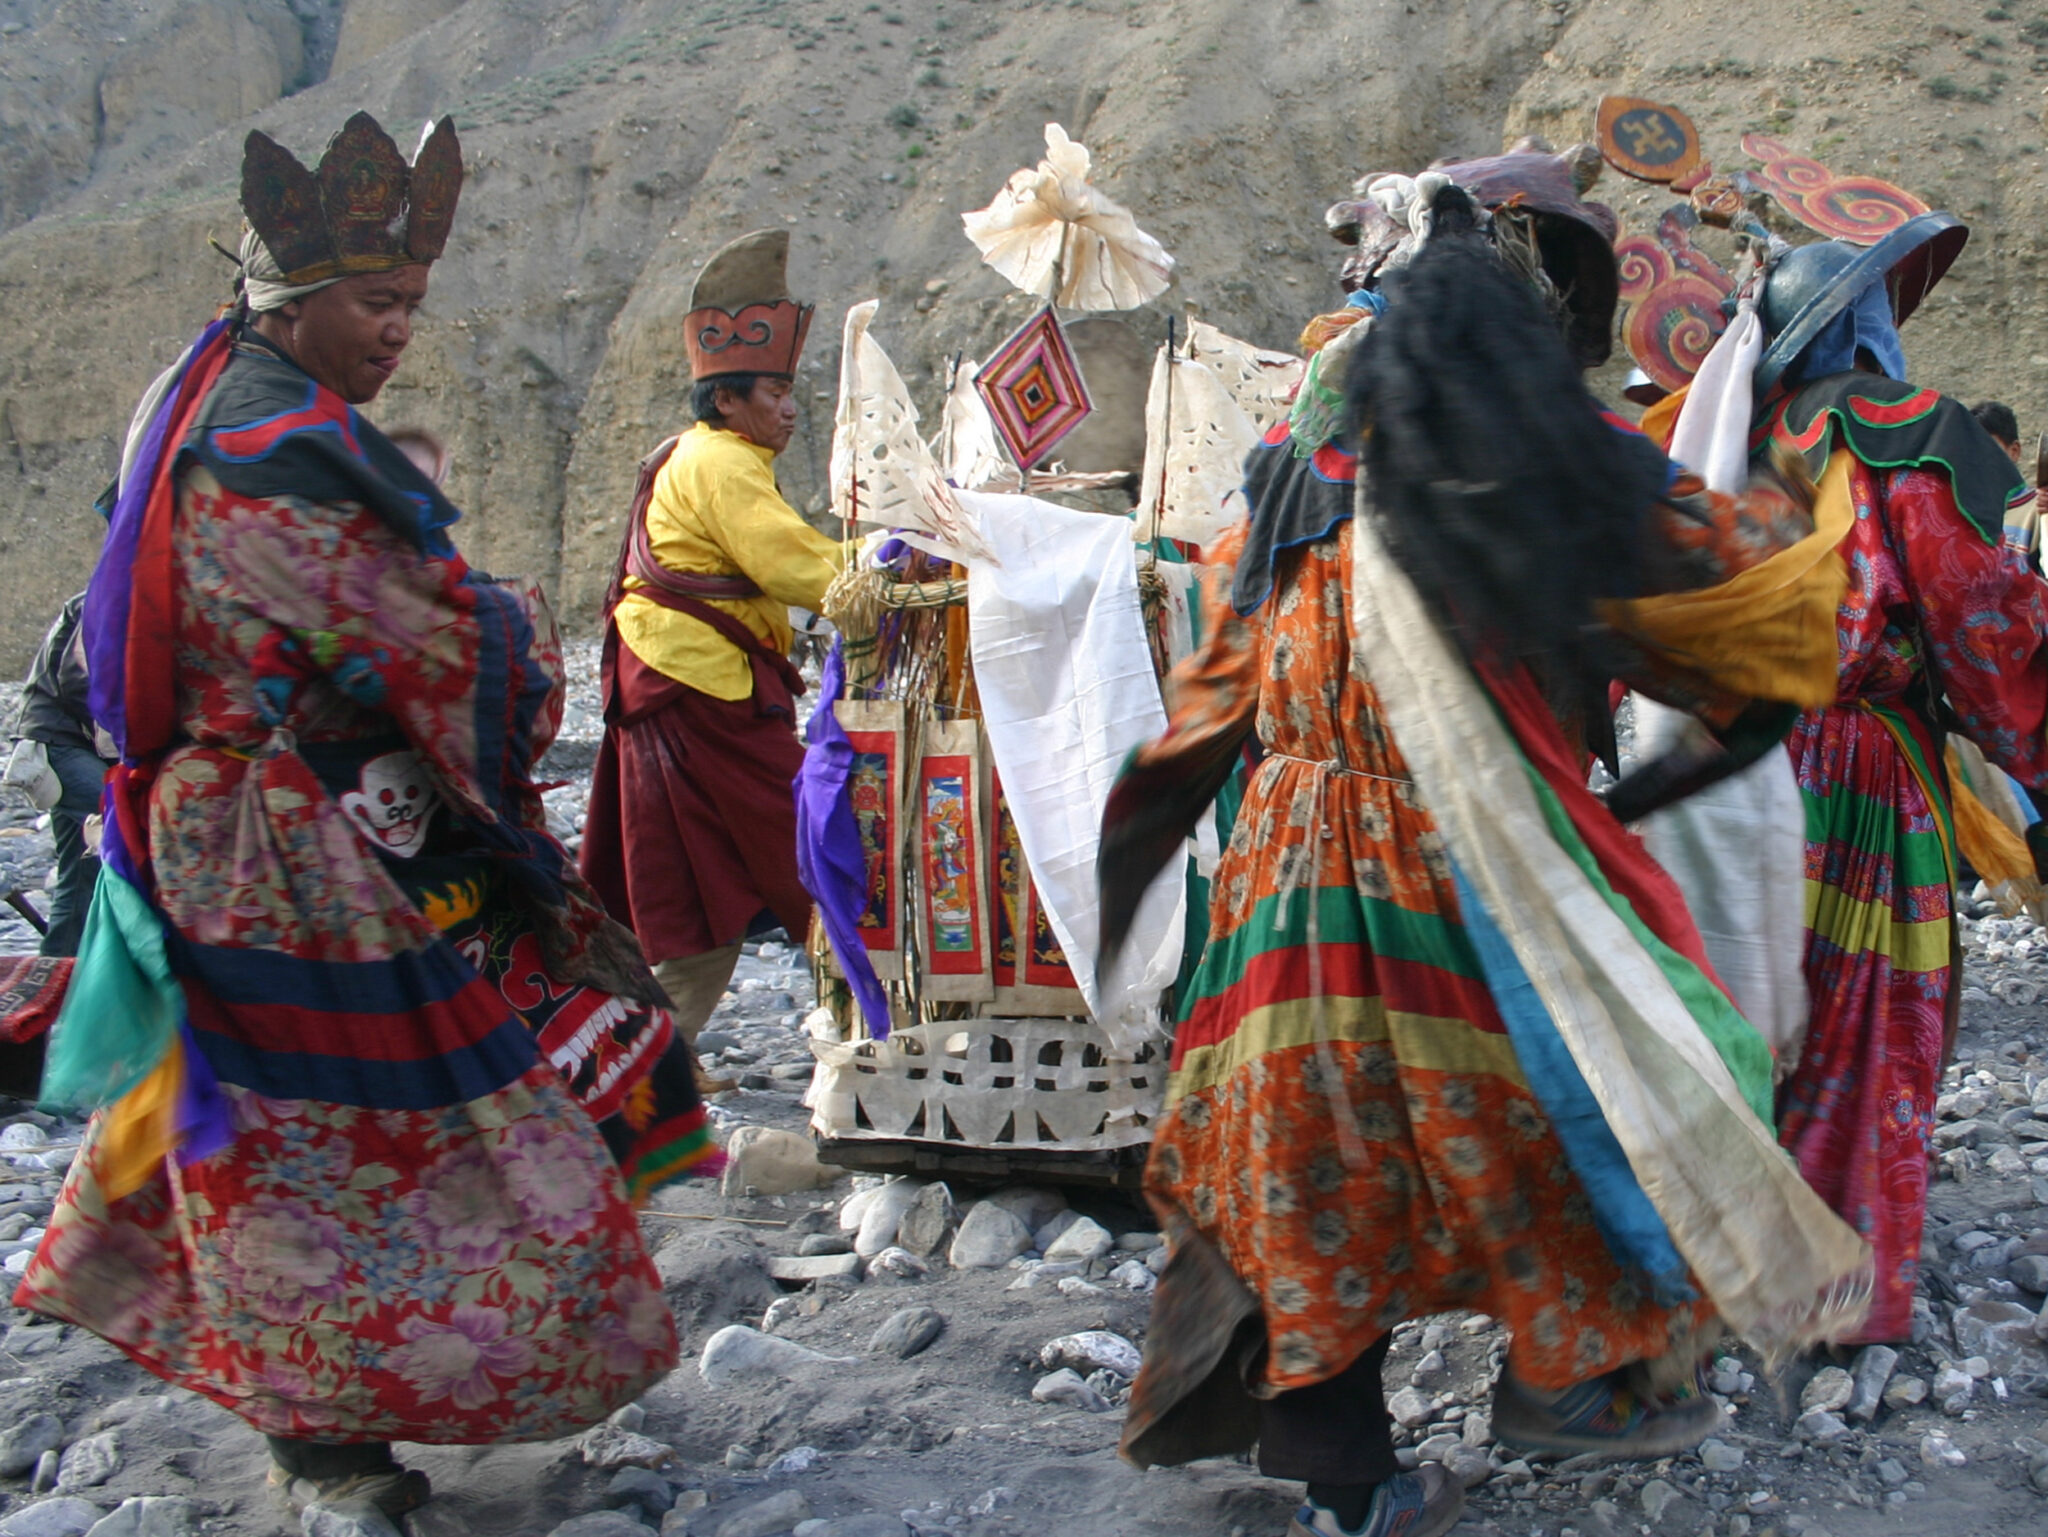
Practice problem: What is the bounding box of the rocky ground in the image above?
[0,658,2043,1537]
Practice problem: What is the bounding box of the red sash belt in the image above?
[600,435,805,725]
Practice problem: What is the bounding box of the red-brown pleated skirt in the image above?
[579,636,812,962]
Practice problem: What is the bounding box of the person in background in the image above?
[580,230,843,1085]
[3,593,115,956]
[1756,231,2048,1344]
[1972,399,2022,461]
[1972,401,2040,567]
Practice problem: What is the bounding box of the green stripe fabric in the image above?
[1799,780,1951,872]
[1517,757,1777,1127]
[1184,880,1484,1007]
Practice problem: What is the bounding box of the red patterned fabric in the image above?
[1780,456,2048,1343]
[27,1074,673,1441]
[1140,527,1707,1399]
[18,340,714,1441]
[0,956,70,1044]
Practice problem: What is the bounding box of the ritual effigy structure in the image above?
[794,125,1300,1185]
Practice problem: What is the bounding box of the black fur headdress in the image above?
[1346,186,1673,704]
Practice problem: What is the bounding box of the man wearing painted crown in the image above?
[580,230,843,1071]
[1738,216,2048,1346]
[15,114,721,1519]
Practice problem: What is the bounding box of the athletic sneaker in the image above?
[1284,1464,1467,1537]
[1492,1364,1720,1459]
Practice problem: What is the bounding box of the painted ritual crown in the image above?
[1593,97,1963,397]
[685,229,815,382]
[241,112,464,285]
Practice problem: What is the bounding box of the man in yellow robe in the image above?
[581,230,842,1061]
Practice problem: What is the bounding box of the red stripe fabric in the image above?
[126,338,233,761]
[182,974,515,1062]
[1174,945,1507,1059]
[1847,387,1941,428]
[1477,659,1733,1001]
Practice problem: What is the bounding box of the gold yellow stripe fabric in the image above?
[1598,448,1855,711]
[1167,994,1527,1105]
[1803,880,1954,974]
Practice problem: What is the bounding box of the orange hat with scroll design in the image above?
[684,229,815,382]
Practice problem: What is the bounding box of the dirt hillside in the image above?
[1,0,2045,665]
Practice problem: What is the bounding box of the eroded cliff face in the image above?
[0,0,2041,665]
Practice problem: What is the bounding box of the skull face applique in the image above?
[338,750,440,858]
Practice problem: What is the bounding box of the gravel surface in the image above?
[0,666,2043,1537]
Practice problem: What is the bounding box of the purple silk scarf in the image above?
[85,319,232,760]
[74,318,236,1161]
[794,642,893,1037]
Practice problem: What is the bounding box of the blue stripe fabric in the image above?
[167,929,485,1013]
[2008,769,2041,826]
[1450,861,1696,1304]
[462,579,569,895]
[469,578,518,824]
[189,1015,539,1110]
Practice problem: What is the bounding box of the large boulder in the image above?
[698,1325,854,1388]
[650,1230,779,1336]
[948,1203,1032,1270]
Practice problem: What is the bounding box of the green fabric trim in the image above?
[1796,780,1953,878]
[1176,766,1246,1017]
[1771,378,2021,546]
[41,867,184,1112]
[1865,702,1957,882]
[1516,758,1777,1127]
[1846,392,1940,429]
[1182,880,1484,1008]
[1287,347,1348,458]
[1833,418,1992,547]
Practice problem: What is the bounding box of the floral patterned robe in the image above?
[18,333,711,1442]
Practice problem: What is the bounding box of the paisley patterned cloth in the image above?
[1777,450,2048,1344]
[1142,523,1706,1397]
[18,335,716,1442]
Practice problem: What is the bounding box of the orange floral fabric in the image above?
[1146,523,1705,1392]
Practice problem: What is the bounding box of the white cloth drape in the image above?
[1667,304,1763,492]
[957,489,1182,1051]
[1633,699,1811,1077]
[1639,297,1810,1076]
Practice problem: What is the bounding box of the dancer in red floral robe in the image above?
[1752,223,2048,1343]
[19,113,717,1519]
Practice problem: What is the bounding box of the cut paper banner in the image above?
[829,300,995,561]
[1134,321,1304,546]
[938,357,1014,491]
